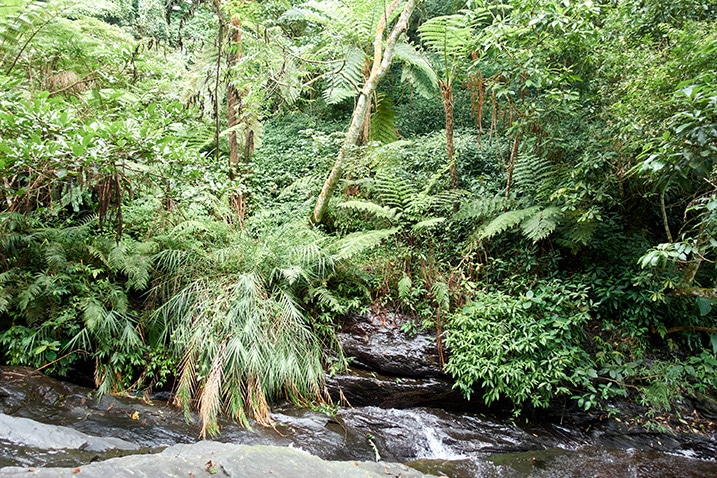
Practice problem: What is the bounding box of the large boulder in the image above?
[0,441,437,478]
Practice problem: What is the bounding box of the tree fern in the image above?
[520,206,563,242]
[394,42,438,98]
[323,46,366,104]
[331,227,399,261]
[369,93,397,144]
[479,205,540,240]
[337,199,399,222]
[512,153,557,201]
[0,0,65,72]
[454,195,510,221]
[417,13,472,79]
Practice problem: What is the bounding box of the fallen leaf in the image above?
[72,468,81,474]
[140,419,147,425]
[131,411,140,420]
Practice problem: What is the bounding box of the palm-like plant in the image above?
[418,13,475,189]
[150,219,337,436]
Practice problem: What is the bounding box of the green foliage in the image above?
[444,279,593,408]
[151,218,347,435]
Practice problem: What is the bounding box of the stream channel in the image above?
[2,312,717,477]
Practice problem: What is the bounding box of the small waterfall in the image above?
[420,425,467,460]
[398,409,467,460]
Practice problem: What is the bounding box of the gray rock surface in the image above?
[0,441,438,477]
[0,414,139,452]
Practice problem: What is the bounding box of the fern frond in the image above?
[323,46,365,105]
[394,42,438,98]
[338,199,399,221]
[557,218,598,249]
[375,171,414,210]
[417,14,472,66]
[454,195,509,221]
[412,217,446,231]
[332,227,399,261]
[479,206,540,240]
[397,274,412,300]
[311,285,345,314]
[512,153,556,200]
[520,206,562,242]
[369,93,397,144]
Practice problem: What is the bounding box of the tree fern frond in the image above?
[331,227,399,261]
[337,200,399,221]
[369,93,397,144]
[417,14,472,66]
[412,217,446,231]
[557,218,598,249]
[323,46,365,105]
[375,171,414,210]
[512,153,557,200]
[394,42,438,98]
[454,195,509,221]
[479,206,540,240]
[521,206,563,242]
[311,285,345,314]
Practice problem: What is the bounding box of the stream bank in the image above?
[2,311,717,477]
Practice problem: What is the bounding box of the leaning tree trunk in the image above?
[311,0,417,225]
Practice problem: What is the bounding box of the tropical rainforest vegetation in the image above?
[0,0,716,435]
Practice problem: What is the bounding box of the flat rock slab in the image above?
[0,414,138,452]
[0,441,438,478]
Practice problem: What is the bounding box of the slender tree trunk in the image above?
[441,81,457,189]
[226,14,247,222]
[227,15,242,180]
[311,0,416,225]
[505,130,520,198]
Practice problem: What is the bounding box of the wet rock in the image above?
[692,391,717,420]
[338,312,444,379]
[0,414,138,452]
[327,368,464,409]
[0,441,437,478]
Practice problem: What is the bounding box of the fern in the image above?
[331,227,399,261]
[397,274,412,300]
[394,42,438,98]
[374,171,415,211]
[323,46,366,104]
[412,217,446,231]
[557,218,599,249]
[512,153,557,200]
[417,13,472,77]
[0,0,69,74]
[454,195,510,221]
[479,205,540,240]
[369,93,397,144]
[337,200,399,221]
[521,206,563,242]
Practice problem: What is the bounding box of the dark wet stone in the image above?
[692,391,717,420]
[326,368,464,409]
[338,312,444,379]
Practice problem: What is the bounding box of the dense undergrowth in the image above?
[1,0,716,434]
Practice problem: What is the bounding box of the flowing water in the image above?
[1,367,716,477]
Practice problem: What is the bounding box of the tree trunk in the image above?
[311,0,416,225]
[227,14,242,180]
[441,81,456,189]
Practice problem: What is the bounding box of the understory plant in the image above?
[150,218,344,436]
[444,278,594,410]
